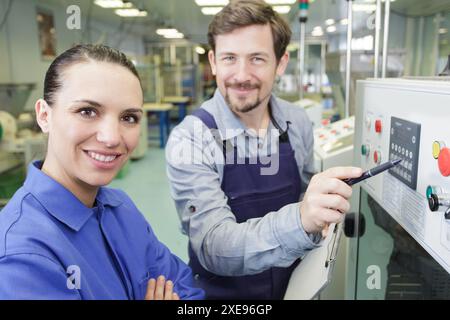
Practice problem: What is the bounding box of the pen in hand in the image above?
[343,158,402,186]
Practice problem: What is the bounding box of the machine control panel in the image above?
[388,117,421,190]
[354,79,450,274]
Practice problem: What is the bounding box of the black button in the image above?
[189,205,196,213]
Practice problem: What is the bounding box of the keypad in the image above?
[388,117,421,190]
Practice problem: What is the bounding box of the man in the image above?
[166,0,362,299]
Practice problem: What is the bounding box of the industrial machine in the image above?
[0,83,45,206]
[310,115,355,300]
[294,98,323,130]
[347,78,450,299]
[313,116,355,173]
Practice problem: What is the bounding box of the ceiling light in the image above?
[439,28,448,34]
[325,19,335,26]
[272,5,291,14]
[340,18,348,25]
[195,0,229,5]
[326,25,337,33]
[196,46,206,54]
[115,8,147,17]
[312,29,324,37]
[156,28,179,36]
[94,0,133,8]
[164,33,184,39]
[352,4,377,12]
[265,0,296,4]
[201,7,223,15]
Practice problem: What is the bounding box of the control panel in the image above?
[354,78,450,274]
[314,116,355,172]
[388,117,421,190]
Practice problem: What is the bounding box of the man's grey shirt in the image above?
[165,89,319,277]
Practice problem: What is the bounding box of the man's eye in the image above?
[79,108,97,118]
[223,56,235,62]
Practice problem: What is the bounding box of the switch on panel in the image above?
[375,119,382,133]
[373,150,381,164]
[426,185,450,219]
[438,148,450,177]
[361,144,370,157]
[431,140,450,177]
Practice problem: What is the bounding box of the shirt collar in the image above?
[210,89,288,140]
[23,161,122,232]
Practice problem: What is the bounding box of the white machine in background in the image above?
[285,116,355,300]
[294,98,323,130]
[313,116,355,172]
[0,84,46,206]
[348,78,450,299]
[309,116,355,300]
[0,84,46,173]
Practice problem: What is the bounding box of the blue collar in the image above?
[23,161,122,232]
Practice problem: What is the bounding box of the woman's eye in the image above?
[122,114,140,124]
[79,108,97,118]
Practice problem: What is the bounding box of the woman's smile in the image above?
[83,149,124,170]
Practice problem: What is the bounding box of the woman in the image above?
[0,44,204,300]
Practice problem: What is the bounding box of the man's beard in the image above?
[224,80,262,113]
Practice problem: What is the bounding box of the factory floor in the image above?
[109,146,189,263]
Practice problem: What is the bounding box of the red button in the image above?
[375,120,382,133]
[438,147,450,177]
[374,151,381,164]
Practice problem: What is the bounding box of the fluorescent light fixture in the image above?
[156,28,179,36]
[312,29,324,37]
[326,25,337,33]
[265,0,296,4]
[325,19,335,26]
[195,46,206,54]
[313,26,323,31]
[272,5,291,14]
[439,28,448,34]
[201,7,223,15]
[94,0,133,8]
[195,0,228,5]
[340,18,348,25]
[115,8,147,17]
[164,33,184,39]
[351,35,374,50]
[352,4,377,12]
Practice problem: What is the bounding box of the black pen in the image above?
[343,158,402,186]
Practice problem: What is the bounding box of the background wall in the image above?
[0,0,146,110]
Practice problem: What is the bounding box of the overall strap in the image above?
[191,108,218,130]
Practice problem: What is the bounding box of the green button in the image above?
[426,186,433,199]
[361,145,367,155]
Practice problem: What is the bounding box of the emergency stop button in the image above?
[375,120,382,133]
[438,147,450,177]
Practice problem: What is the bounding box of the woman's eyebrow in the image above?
[73,100,143,113]
[125,108,143,114]
[73,99,103,107]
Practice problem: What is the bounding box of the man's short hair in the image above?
[207,0,292,62]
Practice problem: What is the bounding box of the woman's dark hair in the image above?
[43,44,141,106]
